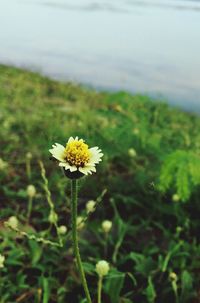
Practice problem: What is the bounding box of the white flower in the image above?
[27,185,36,198]
[0,254,5,268]
[49,137,103,177]
[7,216,18,229]
[96,260,110,277]
[77,216,85,230]
[128,148,137,158]
[58,225,67,235]
[102,220,112,233]
[86,200,96,214]
[172,194,180,202]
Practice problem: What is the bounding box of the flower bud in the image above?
[26,152,32,160]
[77,216,85,230]
[48,211,58,224]
[169,272,178,281]
[102,220,112,233]
[27,185,36,198]
[0,254,5,268]
[176,226,182,234]
[172,194,180,202]
[58,225,67,235]
[96,260,110,277]
[133,128,139,135]
[86,200,96,214]
[128,148,137,158]
[7,216,18,229]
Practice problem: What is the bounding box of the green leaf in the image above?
[144,277,156,303]
[42,277,50,303]
[105,269,125,303]
[28,240,43,265]
[180,270,193,302]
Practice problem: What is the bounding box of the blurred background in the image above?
[1,0,200,111]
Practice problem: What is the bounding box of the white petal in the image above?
[59,162,70,169]
[79,166,96,175]
[89,147,103,165]
[49,143,66,162]
[68,165,78,172]
[67,137,75,144]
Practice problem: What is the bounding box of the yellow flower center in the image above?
[65,139,90,167]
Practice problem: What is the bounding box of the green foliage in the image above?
[105,269,125,303]
[159,150,200,201]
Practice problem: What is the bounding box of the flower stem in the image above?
[71,179,92,303]
[27,196,33,223]
[97,276,103,303]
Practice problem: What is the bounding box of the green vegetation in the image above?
[1,64,200,302]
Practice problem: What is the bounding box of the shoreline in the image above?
[0,63,199,115]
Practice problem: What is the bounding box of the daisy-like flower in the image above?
[49,137,103,179]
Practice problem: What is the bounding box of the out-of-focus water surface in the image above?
[0,0,200,111]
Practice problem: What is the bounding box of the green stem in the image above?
[27,197,33,223]
[71,179,92,303]
[26,160,31,180]
[97,276,103,303]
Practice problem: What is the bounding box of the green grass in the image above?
[1,64,200,303]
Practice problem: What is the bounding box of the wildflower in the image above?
[48,211,58,224]
[49,136,103,179]
[169,272,178,281]
[77,216,85,230]
[172,194,180,202]
[86,200,96,214]
[58,225,67,235]
[102,220,112,233]
[27,185,36,198]
[96,260,110,277]
[26,152,32,160]
[128,148,137,158]
[7,216,18,229]
[0,158,8,171]
[0,254,5,268]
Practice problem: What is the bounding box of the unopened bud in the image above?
[77,216,85,230]
[58,225,67,235]
[96,260,110,277]
[86,200,96,214]
[169,272,178,281]
[0,254,5,268]
[27,185,36,198]
[172,194,180,202]
[7,216,18,229]
[128,148,137,158]
[48,211,58,223]
[102,220,112,233]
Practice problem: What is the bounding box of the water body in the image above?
[0,0,200,111]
